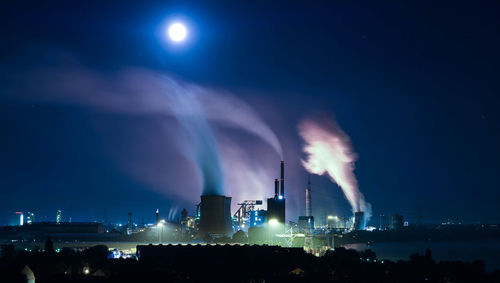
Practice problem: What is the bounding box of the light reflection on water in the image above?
[344,240,500,271]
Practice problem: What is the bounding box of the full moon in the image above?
[168,23,187,42]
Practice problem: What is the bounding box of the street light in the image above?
[157,221,164,243]
[268,219,280,244]
[269,219,279,227]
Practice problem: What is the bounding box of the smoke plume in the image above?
[298,117,371,220]
[3,65,282,197]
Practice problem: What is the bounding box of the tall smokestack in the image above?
[274,179,279,198]
[280,160,285,196]
[306,175,312,217]
[155,209,159,225]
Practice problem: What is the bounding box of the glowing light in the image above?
[269,219,279,226]
[278,195,283,200]
[168,23,187,42]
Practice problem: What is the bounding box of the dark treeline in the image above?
[1,240,500,282]
[337,225,500,245]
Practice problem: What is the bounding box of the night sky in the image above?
[1,1,499,226]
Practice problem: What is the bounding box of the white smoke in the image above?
[298,118,371,220]
[13,67,283,158]
[3,66,282,197]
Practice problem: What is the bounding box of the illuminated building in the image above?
[56,210,62,224]
[25,212,35,224]
[15,212,24,226]
[267,161,286,231]
[327,215,340,229]
[249,209,267,227]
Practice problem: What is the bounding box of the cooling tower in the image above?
[353,211,366,231]
[199,195,232,236]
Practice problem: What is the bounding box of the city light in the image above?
[269,219,279,227]
[1,2,498,281]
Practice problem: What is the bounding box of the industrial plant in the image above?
[1,159,403,253]
[198,160,287,236]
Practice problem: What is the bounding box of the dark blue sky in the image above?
[1,1,499,225]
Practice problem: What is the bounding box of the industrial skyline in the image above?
[1,1,500,227]
[1,2,500,281]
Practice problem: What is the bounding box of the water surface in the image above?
[344,240,500,271]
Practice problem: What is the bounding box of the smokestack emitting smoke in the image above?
[163,78,224,195]
[298,118,371,221]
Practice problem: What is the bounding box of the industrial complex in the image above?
[1,159,412,254]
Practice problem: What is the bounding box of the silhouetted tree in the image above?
[44,237,54,254]
[360,249,376,262]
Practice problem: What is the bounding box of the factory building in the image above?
[249,209,267,227]
[390,214,404,230]
[353,211,366,230]
[15,212,24,226]
[233,200,264,230]
[379,214,389,230]
[267,161,286,231]
[298,216,314,233]
[326,215,340,229]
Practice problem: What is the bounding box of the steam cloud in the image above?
[4,65,282,197]
[298,118,371,220]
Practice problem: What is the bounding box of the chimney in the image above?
[274,179,279,197]
[280,160,285,196]
[306,175,312,217]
